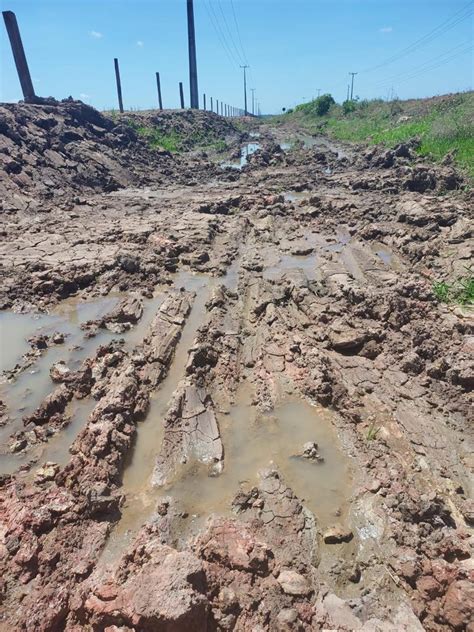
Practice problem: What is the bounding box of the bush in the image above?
[342,100,357,115]
[315,94,335,115]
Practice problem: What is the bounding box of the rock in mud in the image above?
[277,570,312,596]
[323,525,354,544]
[83,546,209,631]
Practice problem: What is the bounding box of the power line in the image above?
[215,0,245,65]
[360,1,474,73]
[203,0,240,67]
[377,45,473,88]
[230,0,249,65]
[374,39,473,86]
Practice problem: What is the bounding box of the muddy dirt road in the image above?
[0,102,473,631]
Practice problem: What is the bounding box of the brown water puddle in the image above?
[0,297,121,441]
[101,261,242,560]
[0,294,164,471]
[102,380,352,563]
[263,254,318,281]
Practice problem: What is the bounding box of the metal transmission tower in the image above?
[187,0,199,108]
[250,88,256,115]
[240,65,249,115]
[349,72,357,100]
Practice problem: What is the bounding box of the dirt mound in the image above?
[0,101,237,211]
[120,108,241,151]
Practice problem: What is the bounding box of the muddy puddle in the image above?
[221,142,260,170]
[0,255,241,476]
[102,379,352,564]
[100,261,241,560]
[0,294,164,471]
[169,386,352,531]
[263,253,317,281]
[0,297,121,440]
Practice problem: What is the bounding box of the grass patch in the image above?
[433,269,474,306]
[277,92,474,179]
[366,421,381,441]
[124,120,229,153]
[135,126,181,152]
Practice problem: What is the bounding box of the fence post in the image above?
[114,58,124,112]
[179,82,185,108]
[156,72,163,109]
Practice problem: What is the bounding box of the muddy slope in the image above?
[0,102,473,632]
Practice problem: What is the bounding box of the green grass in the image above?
[433,269,474,306]
[366,421,381,441]
[134,126,181,152]
[278,92,474,179]
[123,120,229,153]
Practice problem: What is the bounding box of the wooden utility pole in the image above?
[216,99,219,115]
[203,93,206,110]
[179,82,185,108]
[210,96,213,111]
[156,72,163,110]
[2,11,35,101]
[240,65,249,115]
[187,0,199,108]
[114,58,124,112]
[349,72,357,100]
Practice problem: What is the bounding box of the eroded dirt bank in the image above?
[0,102,473,631]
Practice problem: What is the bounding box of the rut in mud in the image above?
[0,103,473,632]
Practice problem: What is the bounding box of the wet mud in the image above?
[0,103,473,631]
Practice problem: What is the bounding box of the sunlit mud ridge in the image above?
[0,103,473,631]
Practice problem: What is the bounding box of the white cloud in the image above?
[80,93,90,99]
[136,40,144,47]
[89,30,103,39]
[379,27,393,33]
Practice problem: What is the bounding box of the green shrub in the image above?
[315,94,335,115]
[342,100,357,115]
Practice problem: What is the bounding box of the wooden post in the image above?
[2,11,35,101]
[210,96,213,112]
[216,99,219,115]
[203,93,206,110]
[114,58,124,112]
[156,72,163,110]
[179,82,185,108]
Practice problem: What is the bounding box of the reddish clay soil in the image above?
[0,102,472,631]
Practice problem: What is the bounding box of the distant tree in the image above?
[314,94,335,115]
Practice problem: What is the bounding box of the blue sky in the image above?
[1,0,473,113]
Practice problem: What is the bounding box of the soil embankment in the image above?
[0,101,473,631]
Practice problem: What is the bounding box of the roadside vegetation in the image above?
[275,91,474,179]
[105,113,231,153]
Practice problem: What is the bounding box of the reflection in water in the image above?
[221,142,260,170]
